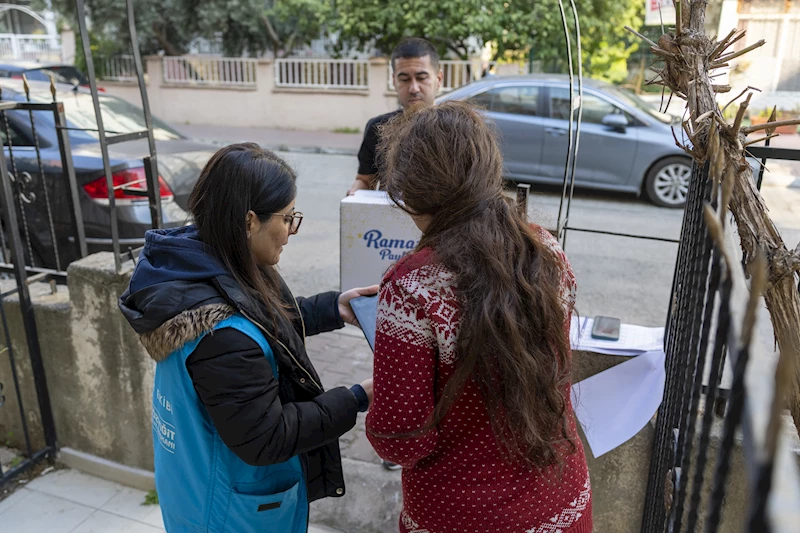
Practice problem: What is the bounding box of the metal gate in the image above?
[0,87,86,485]
[0,0,157,486]
[641,148,800,532]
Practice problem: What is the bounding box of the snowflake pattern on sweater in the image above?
[366,226,592,533]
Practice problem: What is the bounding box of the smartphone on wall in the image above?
[591,316,621,341]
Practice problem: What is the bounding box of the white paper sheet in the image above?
[571,350,666,458]
[570,316,664,355]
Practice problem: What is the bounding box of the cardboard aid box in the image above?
[340,190,422,291]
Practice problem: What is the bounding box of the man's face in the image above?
[393,55,443,108]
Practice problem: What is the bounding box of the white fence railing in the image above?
[0,33,61,62]
[275,58,369,89]
[101,55,140,82]
[388,60,495,92]
[162,56,258,87]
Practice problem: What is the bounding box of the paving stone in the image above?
[306,330,379,464]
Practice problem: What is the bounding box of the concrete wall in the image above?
[0,280,69,453]
[102,57,399,132]
[0,253,154,471]
[0,251,796,532]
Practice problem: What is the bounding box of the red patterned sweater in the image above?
[366,226,591,533]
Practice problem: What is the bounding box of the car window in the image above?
[44,67,88,86]
[21,69,53,83]
[21,67,84,86]
[605,86,674,124]
[469,86,539,116]
[550,88,626,124]
[0,122,33,147]
[25,90,184,143]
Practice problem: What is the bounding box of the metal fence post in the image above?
[53,101,88,259]
[127,0,162,230]
[0,140,57,455]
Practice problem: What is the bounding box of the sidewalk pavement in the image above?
[171,123,362,155]
[0,468,344,533]
[306,326,380,464]
[748,133,800,189]
[172,122,800,189]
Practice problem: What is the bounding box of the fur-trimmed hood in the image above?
[119,225,243,361]
[139,303,235,362]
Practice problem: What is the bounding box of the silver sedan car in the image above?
[437,74,691,207]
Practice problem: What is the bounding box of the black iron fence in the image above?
[641,146,800,532]
[0,0,160,487]
[0,100,67,484]
[0,96,88,279]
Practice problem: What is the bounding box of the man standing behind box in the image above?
[346,38,443,196]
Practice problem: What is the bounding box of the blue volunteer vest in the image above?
[151,314,308,533]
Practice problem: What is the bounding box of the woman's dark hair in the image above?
[188,143,296,323]
[377,101,575,468]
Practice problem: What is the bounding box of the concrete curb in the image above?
[195,137,359,157]
[58,447,155,492]
[309,525,347,533]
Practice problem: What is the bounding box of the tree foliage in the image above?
[41,0,188,56]
[42,0,330,57]
[529,0,645,83]
[333,0,643,81]
[44,0,644,81]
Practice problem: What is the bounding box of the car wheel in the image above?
[645,157,693,208]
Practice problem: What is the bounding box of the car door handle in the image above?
[545,128,568,136]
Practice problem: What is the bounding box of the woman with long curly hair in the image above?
[365,101,592,533]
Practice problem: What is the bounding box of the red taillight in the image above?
[11,74,22,79]
[83,167,173,201]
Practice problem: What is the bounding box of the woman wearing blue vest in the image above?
[119,143,375,533]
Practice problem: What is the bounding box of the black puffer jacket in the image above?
[119,225,361,502]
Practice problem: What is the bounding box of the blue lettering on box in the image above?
[363,230,418,261]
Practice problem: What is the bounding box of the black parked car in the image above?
[0,78,216,269]
[0,60,95,89]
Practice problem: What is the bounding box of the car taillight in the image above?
[83,167,173,201]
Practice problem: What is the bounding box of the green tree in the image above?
[42,0,189,56]
[261,0,332,57]
[43,0,331,57]
[523,0,645,83]
[333,0,643,82]
[333,0,489,59]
